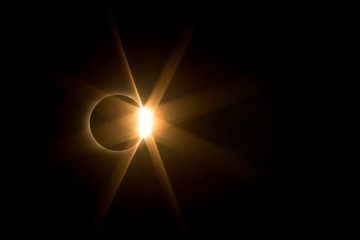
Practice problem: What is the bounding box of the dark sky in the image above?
[10,1,292,239]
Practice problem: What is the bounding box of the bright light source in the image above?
[138,107,153,138]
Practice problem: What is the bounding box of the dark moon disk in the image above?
[90,95,141,151]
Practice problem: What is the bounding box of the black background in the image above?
[9,1,294,239]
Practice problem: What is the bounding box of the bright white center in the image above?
[138,107,153,138]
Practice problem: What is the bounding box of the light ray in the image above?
[43,72,111,162]
[145,24,196,110]
[93,142,140,236]
[144,135,187,235]
[106,5,142,106]
[159,80,256,124]
[154,120,258,180]
[91,113,140,147]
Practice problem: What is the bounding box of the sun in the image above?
[138,107,153,138]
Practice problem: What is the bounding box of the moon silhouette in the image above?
[90,95,141,151]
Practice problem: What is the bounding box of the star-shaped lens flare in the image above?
[69,6,257,237]
[90,6,196,236]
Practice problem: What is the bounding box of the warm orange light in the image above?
[138,107,153,138]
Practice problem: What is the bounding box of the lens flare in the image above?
[139,107,153,138]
